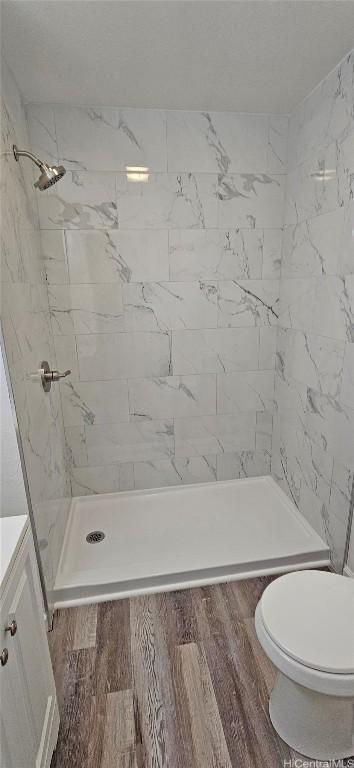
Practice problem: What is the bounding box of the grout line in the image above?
[27,101,291,117]
[63,229,71,283]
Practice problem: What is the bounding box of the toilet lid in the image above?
[260,570,354,674]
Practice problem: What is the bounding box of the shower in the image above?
[12,144,66,190]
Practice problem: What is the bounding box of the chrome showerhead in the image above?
[13,145,66,191]
[34,163,66,190]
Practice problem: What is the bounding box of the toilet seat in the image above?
[255,571,354,697]
[260,570,354,674]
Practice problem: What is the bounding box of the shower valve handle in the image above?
[40,361,71,392]
[47,369,71,382]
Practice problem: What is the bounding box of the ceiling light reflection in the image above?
[126,166,149,182]
[310,169,336,181]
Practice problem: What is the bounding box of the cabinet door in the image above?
[0,631,36,768]
[0,531,59,768]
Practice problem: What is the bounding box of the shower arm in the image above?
[13,145,47,171]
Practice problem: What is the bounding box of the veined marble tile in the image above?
[65,425,89,467]
[341,128,354,176]
[282,208,345,278]
[22,373,66,489]
[284,143,348,227]
[262,229,282,278]
[77,331,171,380]
[37,171,117,229]
[48,284,124,334]
[1,65,21,147]
[61,379,129,427]
[217,371,275,414]
[218,279,279,327]
[0,170,27,284]
[133,455,217,490]
[295,52,354,166]
[1,160,41,284]
[299,483,347,572]
[305,389,354,467]
[324,504,350,571]
[259,327,278,370]
[282,329,345,397]
[329,459,354,526]
[267,115,288,173]
[340,342,354,408]
[294,429,334,507]
[66,229,169,284]
[30,283,54,348]
[55,105,167,171]
[123,281,217,331]
[348,531,354,573]
[174,413,256,457]
[2,62,71,600]
[85,419,174,464]
[276,439,302,507]
[169,229,263,281]
[285,109,300,173]
[312,276,354,341]
[116,172,217,229]
[2,283,53,376]
[274,375,307,425]
[271,452,288,498]
[274,50,354,569]
[340,199,354,275]
[53,335,79,380]
[277,277,317,331]
[166,111,268,173]
[217,173,285,229]
[1,283,39,368]
[26,103,58,165]
[128,374,216,419]
[256,411,273,451]
[172,327,259,374]
[70,463,134,496]
[297,482,323,534]
[217,449,271,481]
[40,230,68,284]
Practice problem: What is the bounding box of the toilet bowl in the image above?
[255,570,354,760]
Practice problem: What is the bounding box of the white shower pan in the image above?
[53,476,330,608]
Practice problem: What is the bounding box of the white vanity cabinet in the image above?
[0,523,59,768]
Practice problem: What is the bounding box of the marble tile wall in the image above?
[272,51,354,570]
[26,104,288,494]
[348,525,354,574]
[0,60,71,602]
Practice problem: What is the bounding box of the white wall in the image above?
[0,347,28,517]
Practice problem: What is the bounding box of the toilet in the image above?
[255,570,354,760]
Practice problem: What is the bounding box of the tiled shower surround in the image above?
[1,60,71,599]
[272,52,354,570]
[22,49,353,569]
[27,105,287,495]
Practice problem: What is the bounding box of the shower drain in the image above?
[86,530,105,544]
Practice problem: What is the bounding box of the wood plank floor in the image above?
[48,577,331,767]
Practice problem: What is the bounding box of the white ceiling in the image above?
[2,1,354,113]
